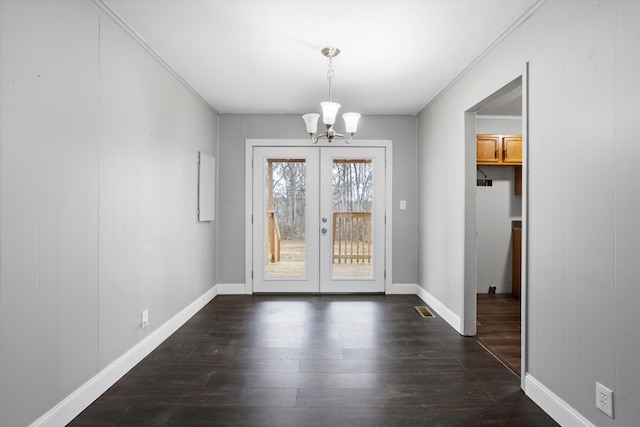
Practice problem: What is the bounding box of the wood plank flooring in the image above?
[475,294,522,376]
[69,295,556,426]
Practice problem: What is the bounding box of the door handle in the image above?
[321,227,327,234]
[322,217,327,223]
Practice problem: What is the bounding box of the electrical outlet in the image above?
[141,309,149,328]
[596,382,614,418]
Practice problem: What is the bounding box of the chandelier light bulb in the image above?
[343,112,361,134]
[321,102,340,125]
[302,113,320,134]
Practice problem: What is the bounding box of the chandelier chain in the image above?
[327,55,335,102]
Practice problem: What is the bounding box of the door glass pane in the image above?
[265,159,306,279]
[331,159,373,279]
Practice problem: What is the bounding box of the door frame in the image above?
[463,63,529,387]
[245,139,393,294]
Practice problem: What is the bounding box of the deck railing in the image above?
[333,211,372,264]
[266,211,371,265]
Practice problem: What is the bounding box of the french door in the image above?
[252,146,386,293]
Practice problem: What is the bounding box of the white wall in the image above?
[417,1,640,426]
[0,1,218,425]
[476,167,521,294]
[218,115,418,287]
[476,118,522,294]
[476,117,522,135]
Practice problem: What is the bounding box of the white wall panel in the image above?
[0,1,99,423]
[37,135,60,414]
[557,0,584,410]
[417,111,453,305]
[0,1,218,425]
[198,152,215,222]
[97,8,218,365]
[576,3,617,425]
[613,2,640,426]
[527,0,569,396]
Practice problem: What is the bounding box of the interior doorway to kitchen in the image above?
[464,70,528,383]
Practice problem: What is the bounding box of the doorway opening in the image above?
[464,72,527,382]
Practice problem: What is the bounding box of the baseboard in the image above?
[217,282,417,296]
[387,283,417,294]
[415,285,462,333]
[30,286,218,427]
[525,374,595,427]
[214,283,246,295]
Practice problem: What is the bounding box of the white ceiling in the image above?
[103,0,536,116]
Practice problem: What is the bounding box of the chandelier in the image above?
[302,47,361,144]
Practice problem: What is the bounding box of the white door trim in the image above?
[245,139,393,294]
[520,62,529,387]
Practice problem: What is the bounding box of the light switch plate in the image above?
[141,309,149,328]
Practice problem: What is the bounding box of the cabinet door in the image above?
[476,135,500,164]
[502,136,522,164]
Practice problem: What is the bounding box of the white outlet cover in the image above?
[596,382,614,418]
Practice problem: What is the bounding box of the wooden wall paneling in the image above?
[577,1,617,423]
[611,2,640,425]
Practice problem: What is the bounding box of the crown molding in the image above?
[93,0,219,115]
[417,0,546,116]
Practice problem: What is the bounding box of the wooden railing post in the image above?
[266,211,281,265]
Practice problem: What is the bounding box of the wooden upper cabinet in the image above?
[502,136,522,164]
[476,135,500,164]
[476,134,522,166]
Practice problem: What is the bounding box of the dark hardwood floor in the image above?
[69,295,556,426]
[475,294,522,376]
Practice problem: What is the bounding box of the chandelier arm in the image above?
[331,132,353,144]
[313,133,329,144]
[309,131,355,144]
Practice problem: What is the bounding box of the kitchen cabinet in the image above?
[476,134,522,165]
[477,134,522,195]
